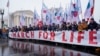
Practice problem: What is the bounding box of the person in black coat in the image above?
[56,24,61,31]
[51,23,56,31]
[18,26,21,31]
[48,25,52,31]
[61,22,67,30]
[88,18,98,30]
[14,26,18,32]
[43,24,48,31]
[71,22,78,31]
[66,22,72,30]
[24,26,28,32]
[28,24,33,31]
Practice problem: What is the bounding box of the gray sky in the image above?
[0,0,100,23]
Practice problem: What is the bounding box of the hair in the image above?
[91,18,94,20]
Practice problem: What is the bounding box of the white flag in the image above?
[84,0,95,20]
[20,14,25,26]
[33,9,40,26]
[41,3,48,24]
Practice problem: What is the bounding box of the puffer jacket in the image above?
[78,24,83,31]
[81,22,88,30]
[2,28,7,33]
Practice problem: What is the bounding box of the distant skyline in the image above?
[0,0,100,23]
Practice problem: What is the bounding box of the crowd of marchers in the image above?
[9,18,100,32]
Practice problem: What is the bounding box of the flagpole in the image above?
[70,0,73,23]
[66,4,69,22]
[42,0,44,4]
[92,0,95,18]
[41,0,44,24]
[8,0,10,28]
[79,0,84,20]
[81,11,83,19]
[60,0,61,7]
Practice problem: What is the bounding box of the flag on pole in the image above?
[49,8,55,24]
[84,0,95,20]
[42,3,48,13]
[33,9,40,26]
[20,14,25,26]
[55,7,63,24]
[67,0,74,23]
[71,4,78,17]
[70,0,80,23]
[41,2,48,24]
[64,11,67,22]
[7,0,10,27]
[75,0,83,21]
[7,0,9,7]
[75,0,82,14]
[45,10,52,25]
[64,7,69,22]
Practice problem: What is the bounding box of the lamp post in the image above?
[0,9,4,29]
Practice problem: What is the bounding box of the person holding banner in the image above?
[66,22,72,30]
[42,23,48,31]
[71,22,78,31]
[51,23,56,31]
[78,21,83,32]
[81,19,88,30]
[56,24,61,31]
[28,24,33,31]
[78,19,88,32]
[18,26,21,31]
[88,18,98,30]
[61,22,67,30]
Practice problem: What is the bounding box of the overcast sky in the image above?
[0,0,100,22]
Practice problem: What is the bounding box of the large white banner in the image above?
[9,30,100,47]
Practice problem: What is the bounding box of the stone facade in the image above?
[10,10,33,27]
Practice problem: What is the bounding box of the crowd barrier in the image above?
[9,30,100,47]
[9,40,95,56]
